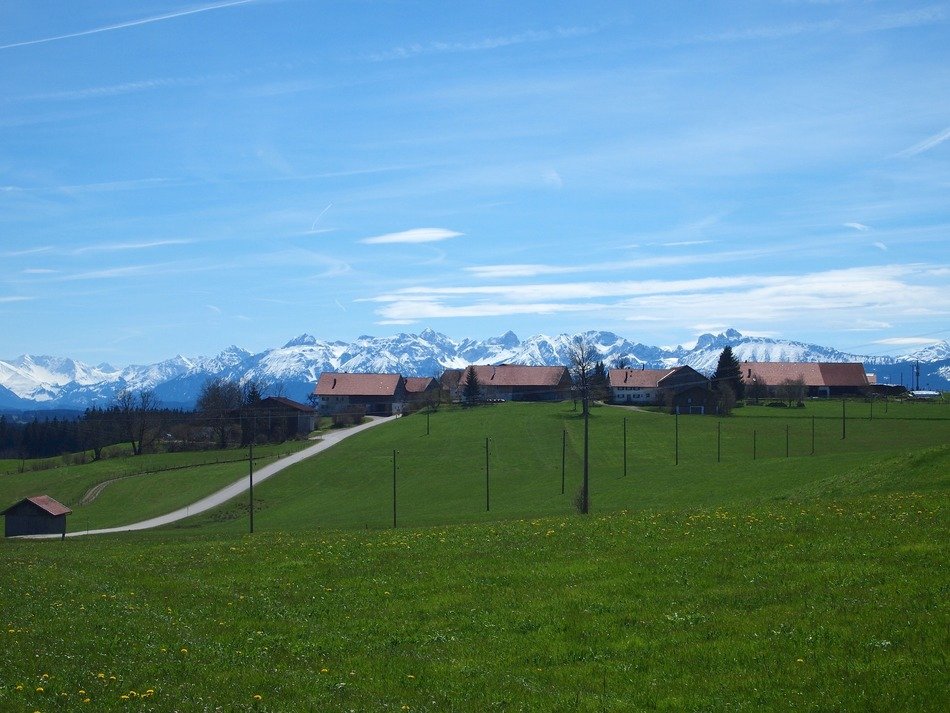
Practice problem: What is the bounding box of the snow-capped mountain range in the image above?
[1,328,946,411]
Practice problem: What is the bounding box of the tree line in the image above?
[1,379,312,461]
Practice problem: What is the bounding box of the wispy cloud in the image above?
[2,246,52,258]
[73,239,192,255]
[368,26,595,61]
[367,264,949,327]
[0,0,260,51]
[873,241,888,251]
[895,125,950,157]
[0,296,33,303]
[873,336,942,346]
[464,245,788,279]
[361,228,463,245]
[844,222,870,232]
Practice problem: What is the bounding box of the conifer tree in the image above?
[713,346,744,400]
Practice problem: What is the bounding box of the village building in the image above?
[445,364,573,402]
[609,366,714,413]
[2,495,71,538]
[247,396,316,438]
[313,372,408,416]
[740,362,870,398]
[404,377,440,408]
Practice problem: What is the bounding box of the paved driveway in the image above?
[58,416,394,538]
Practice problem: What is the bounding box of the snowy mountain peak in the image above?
[283,334,318,348]
[903,340,950,362]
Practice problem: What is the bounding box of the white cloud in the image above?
[361,228,463,245]
[873,241,888,251]
[0,0,260,51]
[873,337,942,346]
[844,222,869,232]
[368,264,950,328]
[895,125,950,158]
[0,296,33,303]
[368,26,594,62]
[74,239,191,254]
[542,169,563,188]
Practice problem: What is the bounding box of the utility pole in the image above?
[717,420,721,463]
[622,417,627,478]
[485,437,490,512]
[674,409,679,465]
[582,394,590,514]
[561,429,566,495]
[248,442,254,534]
[811,415,815,455]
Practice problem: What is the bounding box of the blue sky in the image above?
[1,0,948,366]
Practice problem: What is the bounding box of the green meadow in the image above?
[1,400,947,711]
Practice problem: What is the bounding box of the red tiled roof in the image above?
[405,377,437,393]
[739,362,868,388]
[1,495,72,517]
[608,368,676,388]
[314,372,403,397]
[459,365,569,388]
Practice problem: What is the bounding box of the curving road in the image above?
[60,415,394,538]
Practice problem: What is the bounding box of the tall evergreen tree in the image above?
[462,365,481,406]
[713,347,744,400]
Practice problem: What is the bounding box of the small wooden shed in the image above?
[2,495,72,538]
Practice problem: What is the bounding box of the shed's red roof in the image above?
[314,372,403,397]
[1,495,72,517]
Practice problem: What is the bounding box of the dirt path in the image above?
[48,416,395,538]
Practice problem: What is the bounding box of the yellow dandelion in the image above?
[36,687,44,693]
[97,673,105,679]
[16,684,23,691]
[41,673,49,679]
[320,668,329,673]
[253,694,263,701]
[180,647,188,654]
[78,690,86,695]
[83,698,91,704]
[407,674,415,680]
[121,694,129,700]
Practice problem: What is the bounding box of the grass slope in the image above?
[183,401,949,533]
[0,442,309,531]
[1,446,946,711]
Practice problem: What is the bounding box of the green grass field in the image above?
[0,441,310,531]
[1,401,947,711]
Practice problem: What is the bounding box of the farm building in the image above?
[247,396,316,438]
[445,365,573,402]
[405,377,440,407]
[740,362,870,398]
[609,366,715,413]
[313,372,408,416]
[2,495,71,538]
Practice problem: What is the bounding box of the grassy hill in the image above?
[181,400,949,533]
[1,401,947,710]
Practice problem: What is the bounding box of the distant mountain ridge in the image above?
[1,329,946,410]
